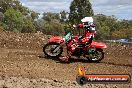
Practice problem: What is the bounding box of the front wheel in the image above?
[43,42,63,58]
[87,49,104,63]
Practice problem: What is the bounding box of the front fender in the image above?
[91,41,107,49]
[48,36,64,43]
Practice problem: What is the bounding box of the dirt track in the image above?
[0,31,132,88]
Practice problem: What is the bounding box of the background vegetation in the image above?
[0,0,132,40]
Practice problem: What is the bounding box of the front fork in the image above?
[52,42,65,53]
[52,42,71,56]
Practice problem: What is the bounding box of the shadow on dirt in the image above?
[101,62,132,68]
[38,55,132,67]
[38,55,96,64]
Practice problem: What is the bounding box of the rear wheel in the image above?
[43,42,63,58]
[87,49,104,63]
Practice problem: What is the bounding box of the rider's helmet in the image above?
[81,17,95,31]
[81,17,93,23]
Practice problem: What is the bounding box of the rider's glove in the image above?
[73,24,76,28]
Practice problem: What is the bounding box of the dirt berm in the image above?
[0,31,131,88]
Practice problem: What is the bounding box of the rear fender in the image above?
[90,41,107,49]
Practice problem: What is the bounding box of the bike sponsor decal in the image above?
[76,64,131,85]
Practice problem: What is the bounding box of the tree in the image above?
[94,14,120,39]
[0,0,29,15]
[60,10,68,22]
[0,12,4,21]
[31,11,39,20]
[4,8,24,32]
[112,29,132,39]
[21,16,36,33]
[42,12,60,22]
[33,19,44,32]
[42,19,64,36]
[0,22,5,32]
[69,0,94,24]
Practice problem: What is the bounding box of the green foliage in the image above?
[0,12,4,21]
[60,10,68,22]
[0,0,29,15]
[0,0,39,33]
[33,19,44,32]
[69,0,94,24]
[21,16,36,33]
[94,14,132,40]
[42,12,60,22]
[0,0,132,40]
[112,29,132,39]
[31,11,40,20]
[4,8,24,32]
[0,25,4,32]
[43,20,64,36]
[0,18,5,32]
[41,12,65,35]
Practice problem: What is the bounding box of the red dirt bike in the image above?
[43,31,107,62]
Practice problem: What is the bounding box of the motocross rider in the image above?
[59,17,96,62]
[72,17,96,51]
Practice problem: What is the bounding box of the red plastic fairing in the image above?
[90,41,107,48]
[48,36,64,43]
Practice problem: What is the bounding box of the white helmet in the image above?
[81,17,93,23]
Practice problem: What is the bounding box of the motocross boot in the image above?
[59,45,70,62]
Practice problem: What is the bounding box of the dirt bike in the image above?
[43,31,107,62]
